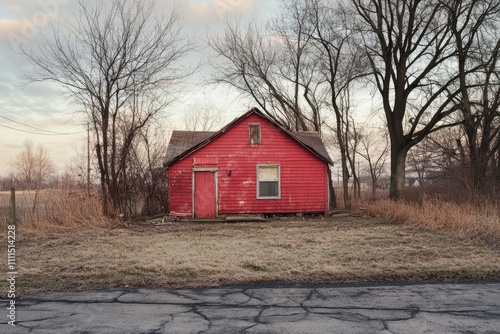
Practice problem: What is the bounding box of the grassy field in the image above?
[2,215,500,297]
[362,196,500,248]
[0,190,110,233]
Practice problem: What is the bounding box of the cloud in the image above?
[0,0,66,43]
[187,0,255,24]
[6,4,23,13]
[1,0,70,16]
[0,18,24,38]
[213,0,253,17]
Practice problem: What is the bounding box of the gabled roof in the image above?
[291,131,332,165]
[163,131,215,167]
[164,108,333,167]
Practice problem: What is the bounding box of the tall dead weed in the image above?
[362,196,500,247]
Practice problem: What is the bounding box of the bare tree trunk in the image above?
[371,174,377,200]
[339,141,351,209]
[390,147,408,200]
[328,170,337,209]
[32,186,39,218]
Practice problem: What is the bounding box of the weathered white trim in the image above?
[193,167,218,172]
[256,164,281,199]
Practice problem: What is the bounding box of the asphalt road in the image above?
[2,282,500,333]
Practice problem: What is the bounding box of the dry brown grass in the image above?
[3,217,500,297]
[0,190,113,237]
[362,196,500,247]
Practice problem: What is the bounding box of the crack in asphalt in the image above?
[240,323,259,333]
[425,309,500,319]
[12,323,34,333]
[151,314,173,334]
[191,306,212,333]
[14,300,498,334]
[252,305,269,325]
[5,283,500,333]
[241,289,267,305]
[14,295,498,317]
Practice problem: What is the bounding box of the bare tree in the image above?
[65,142,99,193]
[305,0,369,208]
[350,0,477,200]
[183,98,225,131]
[407,138,438,187]
[19,0,195,216]
[123,123,170,216]
[447,0,500,193]
[401,0,500,196]
[358,128,389,200]
[347,121,362,198]
[10,140,55,213]
[209,0,326,131]
[412,125,473,192]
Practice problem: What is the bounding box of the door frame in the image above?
[192,167,218,218]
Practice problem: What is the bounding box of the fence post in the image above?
[11,187,16,225]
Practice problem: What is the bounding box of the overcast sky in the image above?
[0,0,280,174]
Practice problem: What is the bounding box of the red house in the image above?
[164,108,332,218]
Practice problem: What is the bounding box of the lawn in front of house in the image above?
[4,216,500,297]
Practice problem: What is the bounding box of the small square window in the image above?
[249,124,261,145]
[257,165,280,198]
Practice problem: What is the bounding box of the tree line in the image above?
[14,0,500,216]
[211,0,500,205]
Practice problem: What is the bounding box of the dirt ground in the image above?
[2,215,500,297]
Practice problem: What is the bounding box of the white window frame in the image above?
[256,164,280,199]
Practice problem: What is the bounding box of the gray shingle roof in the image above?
[163,131,215,166]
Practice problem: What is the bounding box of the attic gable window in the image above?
[257,165,280,199]
[249,124,261,145]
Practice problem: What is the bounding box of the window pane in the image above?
[249,124,261,144]
[259,181,279,197]
[258,166,278,181]
[257,165,279,198]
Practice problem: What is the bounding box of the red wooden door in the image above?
[194,171,217,218]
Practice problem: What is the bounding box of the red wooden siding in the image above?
[167,113,328,216]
